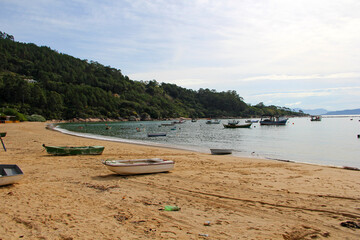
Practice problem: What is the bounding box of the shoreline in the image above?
[1,122,360,239]
[54,122,360,171]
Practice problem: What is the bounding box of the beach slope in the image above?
[0,122,359,239]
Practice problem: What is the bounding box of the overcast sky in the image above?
[2,0,360,111]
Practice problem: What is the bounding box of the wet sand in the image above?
[0,122,360,239]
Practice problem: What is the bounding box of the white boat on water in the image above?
[206,119,221,124]
[0,164,24,186]
[102,158,175,175]
[210,149,233,155]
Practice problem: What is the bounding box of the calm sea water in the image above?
[57,116,360,168]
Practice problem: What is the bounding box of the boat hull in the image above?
[43,145,105,156]
[223,123,252,128]
[210,149,233,155]
[102,158,174,175]
[260,120,287,125]
[0,164,24,186]
[147,133,167,137]
[0,132,6,137]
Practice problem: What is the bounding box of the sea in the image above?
[56,116,360,168]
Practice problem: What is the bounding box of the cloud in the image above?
[2,0,360,110]
[251,86,360,99]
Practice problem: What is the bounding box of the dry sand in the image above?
[0,122,360,239]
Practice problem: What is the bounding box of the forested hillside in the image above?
[0,32,305,120]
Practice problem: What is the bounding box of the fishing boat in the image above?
[245,119,259,123]
[260,116,288,125]
[102,158,175,175]
[42,144,105,156]
[310,115,322,121]
[223,120,252,128]
[206,119,221,124]
[0,164,24,186]
[210,149,233,155]
[173,119,186,124]
[147,133,167,137]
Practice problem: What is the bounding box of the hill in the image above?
[0,31,305,120]
[325,108,360,115]
[294,108,328,115]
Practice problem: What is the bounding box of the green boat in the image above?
[42,144,105,156]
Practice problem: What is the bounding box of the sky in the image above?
[1,0,360,111]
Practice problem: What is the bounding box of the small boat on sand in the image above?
[43,144,105,156]
[102,158,175,175]
[0,164,24,186]
[210,149,233,155]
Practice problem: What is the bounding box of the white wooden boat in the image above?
[0,164,24,186]
[210,149,233,155]
[102,158,175,175]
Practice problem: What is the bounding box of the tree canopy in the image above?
[0,31,305,120]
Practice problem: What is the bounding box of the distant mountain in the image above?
[324,108,360,115]
[294,108,328,115]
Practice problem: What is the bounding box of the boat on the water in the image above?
[210,149,233,155]
[0,164,24,186]
[245,119,259,123]
[206,119,221,124]
[260,116,288,125]
[102,158,175,175]
[42,144,105,156]
[310,115,322,121]
[223,120,252,128]
[147,133,167,137]
[161,122,175,126]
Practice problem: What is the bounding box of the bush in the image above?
[26,114,46,122]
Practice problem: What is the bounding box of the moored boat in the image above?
[0,164,24,186]
[206,119,221,124]
[310,115,322,121]
[42,144,105,156]
[147,133,167,137]
[260,116,288,125]
[102,158,175,175]
[210,149,233,155]
[223,120,252,128]
[245,119,259,123]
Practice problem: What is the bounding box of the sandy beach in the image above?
[1,122,360,239]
